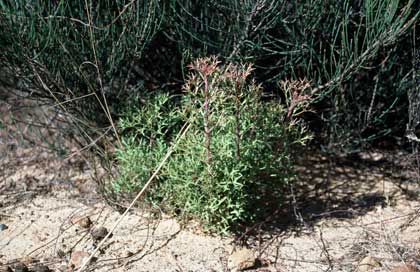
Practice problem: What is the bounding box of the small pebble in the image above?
[78,217,92,229]
[0,224,8,231]
[91,227,111,242]
[69,251,95,269]
[30,264,50,272]
[228,248,256,271]
[390,264,419,272]
[356,256,381,272]
[21,256,38,266]
[56,249,66,258]
[11,262,28,272]
[71,216,92,229]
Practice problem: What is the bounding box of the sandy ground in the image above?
[1,142,419,272]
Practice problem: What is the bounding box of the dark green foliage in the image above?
[164,0,419,151]
[1,0,419,151]
[0,0,162,125]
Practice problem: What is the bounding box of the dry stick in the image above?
[48,92,96,109]
[43,0,137,31]
[65,126,112,161]
[76,122,191,272]
[202,75,212,167]
[28,60,107,157]
[319,226,333,271]
[83,1,121,147]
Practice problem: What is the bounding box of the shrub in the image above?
[114,57,312,233]
[1,0,418,156]
[165,0,420,152]
[112,92,181,197]
[0,0,163,148]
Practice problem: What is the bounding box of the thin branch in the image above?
[76,121,192,272]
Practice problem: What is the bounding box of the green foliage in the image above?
[165,0,419,151]
[114,58,312,233]
[308,0,419,151]
[113,92,180,196]
[0,0,162,133]
[1,0,419,153]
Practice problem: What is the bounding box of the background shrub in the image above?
[0,0,163,151]
[1,0,419,153]
[164,0,420,152]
